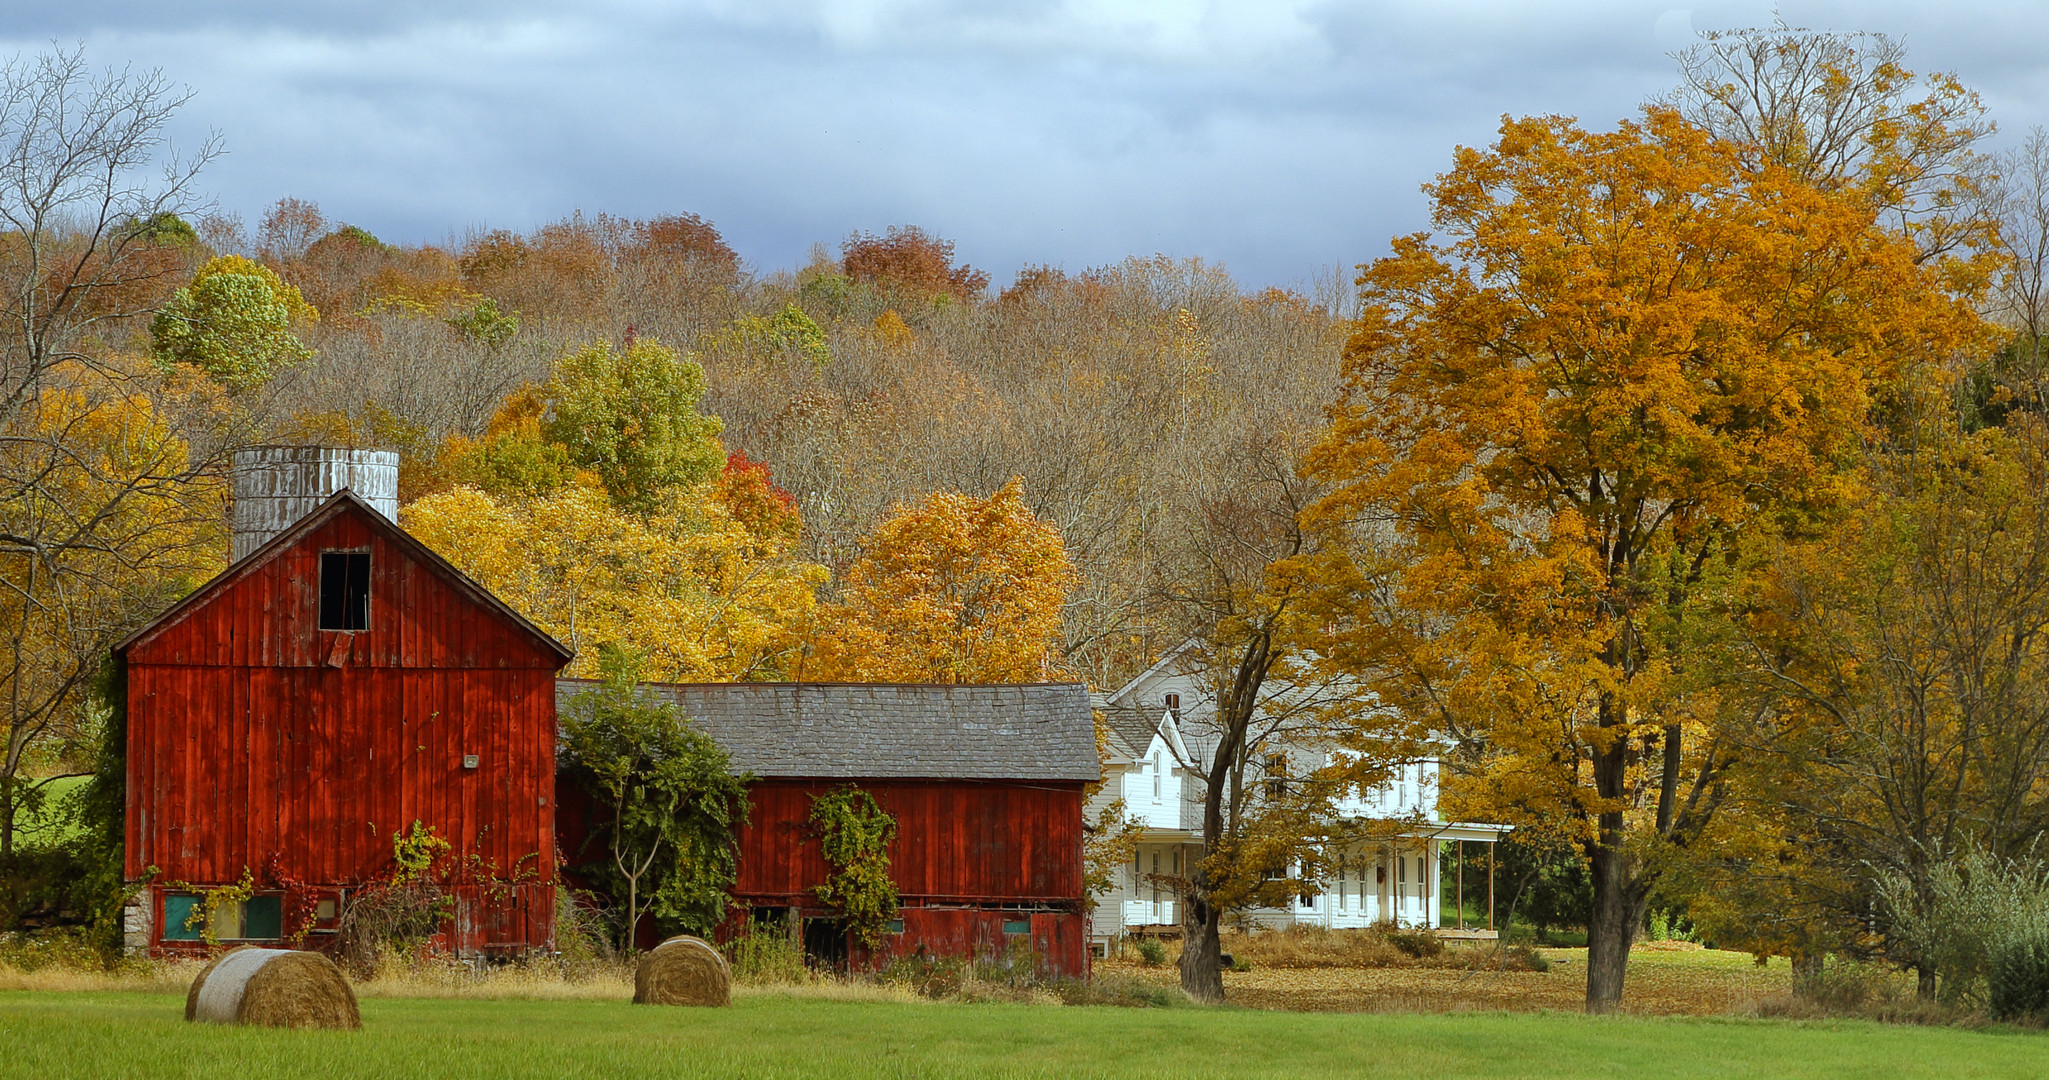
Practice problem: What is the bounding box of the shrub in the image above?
[1386,930,1444,959]
[552,886,614,965]
[880,951,967,999]
[1054,972,1180,1007]
[1135,938,1167,966]
[727,930,807,985]
[334,876,450,979]
[1989,934,2049,1021]
[1876,847,2049,1007]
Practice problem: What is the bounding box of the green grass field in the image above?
[3,990,2046,1080]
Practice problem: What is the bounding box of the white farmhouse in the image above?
[1089,644,1510,945]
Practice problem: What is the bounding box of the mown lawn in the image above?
[2,990,2045,1080]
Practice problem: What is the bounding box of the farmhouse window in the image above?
[319,551,371,630]
[1264,754,1288,800]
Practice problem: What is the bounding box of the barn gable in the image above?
[120,490,569,669]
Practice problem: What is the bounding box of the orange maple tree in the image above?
[806,478,1077,683]
[1300,107,1992,1012]
[841,226,990,303]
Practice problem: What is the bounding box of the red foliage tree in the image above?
[712,450,800,544]
[841,225,989,302]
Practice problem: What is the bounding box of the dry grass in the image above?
[1211,924,1543,972]
[0,937,1846,1017]
[0,957,203,994]
[1101,939,1790,1015]
[350,957,635,1000]
[0,953,931,1006]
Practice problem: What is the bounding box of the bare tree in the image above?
[0,46,230,858]
[0,45,219,419]
[1664,20,1993,259]
[1141,429,1404,1002]
[1984,129,2049,415]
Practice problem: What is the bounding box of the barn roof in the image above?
[557,680,1100,783]
[117,489,573,664]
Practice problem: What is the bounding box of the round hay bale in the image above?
[634,935,731,1006]
[185,946,361,1030]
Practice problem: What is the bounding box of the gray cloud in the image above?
[6,1,2042,287]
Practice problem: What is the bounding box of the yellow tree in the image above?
[1301,108,1989,1012]
[807,478,1077,683]
[0,367,228,857]
[404,479,824,682]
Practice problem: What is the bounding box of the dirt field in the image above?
[1099,941,1789,1015]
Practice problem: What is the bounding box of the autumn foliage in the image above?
[807,478,1077,683]
[841,225,990,303]
[1302,107,1989,1010]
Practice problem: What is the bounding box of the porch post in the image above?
[1487,842,1496,933]
[1456,840,1464,931]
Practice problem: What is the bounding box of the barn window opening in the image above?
[161,892,284,942]
[1003,919,1032,935]
[319,551,371,630]
[161,894,203,941]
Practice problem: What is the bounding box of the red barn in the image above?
[557,681,1099,978]
[118,487,572,956]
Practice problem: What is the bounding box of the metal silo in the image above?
[231,446,400,562]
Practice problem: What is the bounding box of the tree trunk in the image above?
[1179,868,1225,1002]
[1916,962,1936,1001]
[1584,708,1647,1013]
[1584,835,1645,1013]
[1792,952,1825,998]
[0,773,13,859]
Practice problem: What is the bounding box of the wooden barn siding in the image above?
[126,514,553,671]
[846,909,1089,979]
[732,780,1086,905]
[124,510,562,951]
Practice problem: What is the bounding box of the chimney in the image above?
[231,446,400,562]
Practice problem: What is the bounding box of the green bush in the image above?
[1135,938,1167,966]
[1055,972,1180,1007]
[1989,935,2049,1021]
[551,886,613,965]
[1876,847,2049,1007]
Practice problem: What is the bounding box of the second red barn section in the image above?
[556,681,1098,977]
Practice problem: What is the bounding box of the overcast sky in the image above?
[9,1,2047,288]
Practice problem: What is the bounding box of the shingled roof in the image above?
[556,680,1100,783]
[1097,705,1163,760]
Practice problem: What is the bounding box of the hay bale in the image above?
[634,935,731,1006]
[185,946,361,1029]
